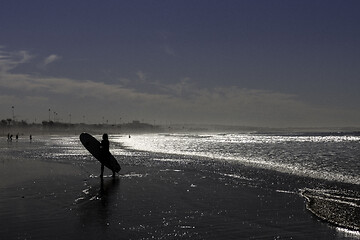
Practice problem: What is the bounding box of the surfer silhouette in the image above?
[100,133,115,178]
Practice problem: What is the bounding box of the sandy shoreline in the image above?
[0,137,359,239]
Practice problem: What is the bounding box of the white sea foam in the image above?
[336,227,360,238]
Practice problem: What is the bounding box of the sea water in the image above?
[115,133,360,185]
[16,132,358,186]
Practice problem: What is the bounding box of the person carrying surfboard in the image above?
[80,132,121,178]
[100,133,114,178]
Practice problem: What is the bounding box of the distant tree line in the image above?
[1,119,158,131]
[1,119,28,126]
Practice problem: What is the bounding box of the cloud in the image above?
[0,52,167,105]
[161,77,193,97]
[1,47,359,127]
[0,48,33,72]
[136,70,147,81]
[0,94,18,105]
[44,54,61,66]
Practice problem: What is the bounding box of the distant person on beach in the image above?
[30,134,32,142]
[100,133,115,178]
[16,134,18,142]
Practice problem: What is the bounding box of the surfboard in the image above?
[80,133,121,173]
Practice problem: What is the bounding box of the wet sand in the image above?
[0,139,359,239]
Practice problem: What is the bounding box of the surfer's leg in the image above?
[100,163,104,178]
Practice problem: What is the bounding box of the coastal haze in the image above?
[1,1,360,128]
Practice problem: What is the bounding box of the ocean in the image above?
[0,131,359,239]
[116,132,359,185]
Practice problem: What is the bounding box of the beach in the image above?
[0,134,359,239]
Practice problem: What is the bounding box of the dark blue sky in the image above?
[1,0,360,127]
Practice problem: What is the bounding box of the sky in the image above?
[1,0,360,127]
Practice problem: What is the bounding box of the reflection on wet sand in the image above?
[77,177,121,238]
[99,177,121,206]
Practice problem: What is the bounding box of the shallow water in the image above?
[116,133,360,185]
[0,133,359,239]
